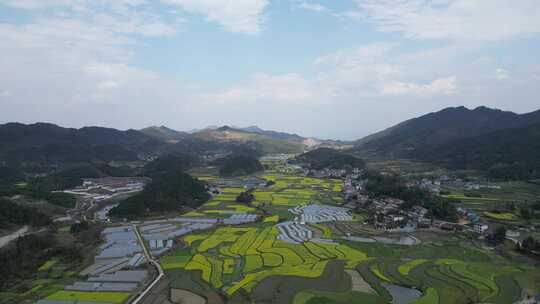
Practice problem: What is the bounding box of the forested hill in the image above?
[355,106,540,157]
[420,122,540,179]
[109,170,209,219]
[295,148,365,170]
[142,153,200,178]
[214,155,264,177]
[0,198,52,229]
[0,122,161,165]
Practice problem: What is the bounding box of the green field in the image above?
[19,158,534,304]
[160,222,372,297]
[159,169,540,304]
[46,291,130,303]
[148,161,540,303]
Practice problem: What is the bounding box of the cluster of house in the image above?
[406,176,502,193]
[343,175,366,202]
[366,198,418,231]
[457,208,489,234]
[436,176,501,190]
[366,198,493,234]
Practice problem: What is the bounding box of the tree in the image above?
[488,226,507,245]
[236,191,255,204]
[520,236,540,255]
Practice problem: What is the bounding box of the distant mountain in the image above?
[295,148,365,170]
[237,125,305,141]
[355,106,540,157]
[0,123,162,169]
[191,126,305,154]
[165,136,264,158]
[140,126,188,143]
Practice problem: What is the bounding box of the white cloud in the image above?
[354,0,540,41]
[201,73,314,104]
[0,1,182,37]
[296,1,330,13]
[314,43,397,65]
[495,68,509,80]
[205,43,459,105]
[162,0,269,34]
[0,0,75,9]
[382,77,457,96]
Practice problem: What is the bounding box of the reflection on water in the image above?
[382,283,422,304]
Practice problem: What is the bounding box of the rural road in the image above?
[130,224,164,304]
[0,226,29,248]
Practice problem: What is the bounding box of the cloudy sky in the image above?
[1,0,539,139]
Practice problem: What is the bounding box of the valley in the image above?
[1,110,540,304]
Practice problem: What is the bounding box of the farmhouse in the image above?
[474,223,489,234]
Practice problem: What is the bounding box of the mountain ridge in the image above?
[355,106,540,155]
[354,105,540,178]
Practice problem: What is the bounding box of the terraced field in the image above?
[157,171,540,304]
[197,187,258,216]
[441,181,540,217]
[162,224,370,297]
[163,224,538,303]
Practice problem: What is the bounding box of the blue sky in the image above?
[1,0,540,139]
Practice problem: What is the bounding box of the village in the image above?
[289,161,529,243]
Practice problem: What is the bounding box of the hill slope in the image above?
[214,154,265,177]
[140,126,188,143]
[422,122,540,179]
[109,171,209,219]
[191,126,305,154]
[0,123,162,167]
[355,106,540,157]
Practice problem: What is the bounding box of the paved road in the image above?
[130,224,165,304]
